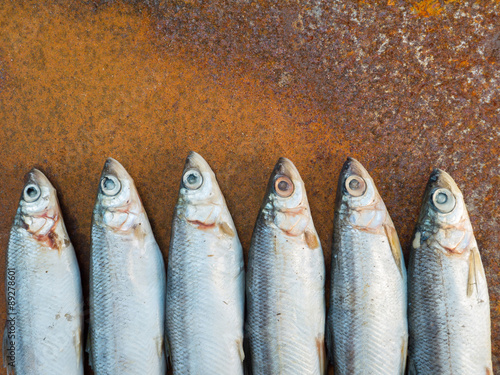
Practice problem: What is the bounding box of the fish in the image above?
[165,151,245,374]
[407,169,492,374]
[2,169,83,375]
[325,158,407,375]
[246,157,326,375]
[88,158,166,374]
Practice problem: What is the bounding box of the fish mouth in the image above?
[183,151,211,174]
[24,168,54,191]
[341,157,370,181]
[101,157,130,181]
[270,157,302,182]
[426,168,460,195]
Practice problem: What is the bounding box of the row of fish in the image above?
[3,152,492,374]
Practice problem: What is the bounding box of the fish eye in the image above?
[345,175,366,197]
[23,184,41,203]
[432,188,456,213]
[101,175,121,196]
[274,175,294,198]
[183,169,203,190]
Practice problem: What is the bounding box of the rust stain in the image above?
[411,0,445,17]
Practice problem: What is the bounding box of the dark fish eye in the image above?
[432,188,455,213]
[23,184,41,203]
[183,169,203,190]
[101,175,121,196]
[274,175,294,198]
[345,175,366,197]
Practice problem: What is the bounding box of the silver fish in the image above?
[408,169,492,374]
[165,152,245,374]
[88,158,166,374]
[326,158,407,375]
[246,158,326,375]
[3,169,83,375]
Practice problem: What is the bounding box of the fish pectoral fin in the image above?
[467,247,484,297]
[237,337,245,362]
[218,221,235,237]
[384,224,404,277]
[305,230,320,249]
[155,335,163,358]
[316,334,326,375]
[74,327,82,369]
[400,334,408,375]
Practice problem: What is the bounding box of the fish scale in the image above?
[326,158,407,375]
[3,169,83,375]
[165,152,245,375]
[88,158,166,375]
[246,157,325,375]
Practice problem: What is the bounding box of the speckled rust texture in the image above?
[0,0,498,373]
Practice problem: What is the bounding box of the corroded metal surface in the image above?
[0,1,498,373]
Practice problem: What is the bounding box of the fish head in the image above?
[263,158,317,241]
[336,158,387,232]
[17,169,69,250]
[94,158,143,232]
[414,169,473,254]
[177,152,234,234]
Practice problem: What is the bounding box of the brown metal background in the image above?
[0,0,498,373]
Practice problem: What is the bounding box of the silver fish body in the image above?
[3,169,83,375]
[246,158,326,375]
[88,158,166,374]
[408,169,492,374]
[326,158,407,375]
[165,152,245,375]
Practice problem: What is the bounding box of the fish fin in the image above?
[74,327,82,369]
[384,224,404,277]
[467,247,484,297]
[155,335,163,358]
[305,230,320,249]
[218,221,235,237]
[85,325,93,369]
[236,337,245,362]
[400,334,408,375]
[3,321,15,375]
[316,334,326,375]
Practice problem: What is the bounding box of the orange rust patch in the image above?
[411,0,444,17]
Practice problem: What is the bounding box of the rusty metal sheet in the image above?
[0,0,498,373]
